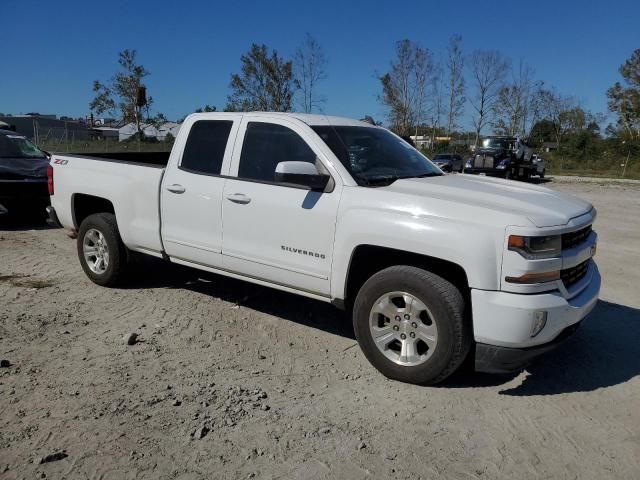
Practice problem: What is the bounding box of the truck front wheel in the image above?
[353,266,471,385]
[77,213,128,287]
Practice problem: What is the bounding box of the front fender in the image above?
[330,202,504,301]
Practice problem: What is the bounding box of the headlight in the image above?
[508,235,561,260]
[496,159,509,169]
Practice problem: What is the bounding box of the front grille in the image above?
[562,225,592,250]
[561,259,590,289]
[474,154,494,168]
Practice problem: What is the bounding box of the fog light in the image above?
[530,311,547,337]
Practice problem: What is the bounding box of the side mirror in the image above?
[275,161,330,191]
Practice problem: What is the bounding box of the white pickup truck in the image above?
[47,112,600,385]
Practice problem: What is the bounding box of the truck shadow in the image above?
[0,212,55,232]
[123,255,354,340]
[497,300,640,396]
[442,300,640,394]
[122,258,639,395]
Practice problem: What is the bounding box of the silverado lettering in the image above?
[281,245,326,259]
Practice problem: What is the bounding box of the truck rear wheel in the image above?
[353,266,471,385]
[77,213,128,287]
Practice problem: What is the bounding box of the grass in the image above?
[542,152,640,180]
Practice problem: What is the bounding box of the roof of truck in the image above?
[188,111,375,128]
[280,113,374,127]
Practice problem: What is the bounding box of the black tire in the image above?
[540,169,545,179]
[77,213,128,287]
[353,266,471,385]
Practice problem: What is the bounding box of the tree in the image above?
[445,35,465,136]
[607,49,640,139]
[378,39,434,135]
[360,115,382,126]
[147,112,169,131]
[294,33,328,113]
[90,49,151,136]
[492,60,536,136]
[529,119,557,147]
[195,104,217,113]
[164,132,176,145]
[225,44,298,112]
[428,60,446,146]
[468,49,509,145]
[537,87,574,148]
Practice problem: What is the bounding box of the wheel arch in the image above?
[72,193,115,229]
[342,244,470,309]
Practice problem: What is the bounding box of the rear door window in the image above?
[180,120,233,175]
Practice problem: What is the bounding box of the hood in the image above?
[383,174,592,227]
[0,156,49,178]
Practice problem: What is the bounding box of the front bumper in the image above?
[475,321,582,373]
[471,264,600,372]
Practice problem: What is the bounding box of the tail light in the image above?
[47,164,54,195]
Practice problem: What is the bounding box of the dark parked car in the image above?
[432,153,463,173]
[0,129,50,216]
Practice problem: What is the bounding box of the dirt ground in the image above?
[1,180,639,480]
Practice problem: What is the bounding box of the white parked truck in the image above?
[47,113,600,385]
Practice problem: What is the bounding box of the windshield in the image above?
[481,138,514,150]
[434,154,452,160]
[312,126,442,186]
[0,134,45,159]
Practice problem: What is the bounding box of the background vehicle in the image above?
[433,153,464,173]
[0,129,50,217]
[532,154,546,178]
[47,113,600,385]
[465,136,537,181]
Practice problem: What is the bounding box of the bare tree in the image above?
[445,35,465,136]
[378,39,434,135]
[294,34,328,113]
[426,59,446,147]
[492,60,536,136]
[538,88,578,148]
[469,50,509,145]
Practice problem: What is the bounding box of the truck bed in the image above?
[50,151,166,255]
[60,151,170,167]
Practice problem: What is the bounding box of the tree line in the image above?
[89,34,327,132]
[88,39,640,175]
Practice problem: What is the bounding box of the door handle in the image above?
[166,184,186,194]
[226,193,251,204]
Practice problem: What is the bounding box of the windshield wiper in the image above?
[396,172,442,180]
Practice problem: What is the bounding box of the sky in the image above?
[2,0,639,129]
